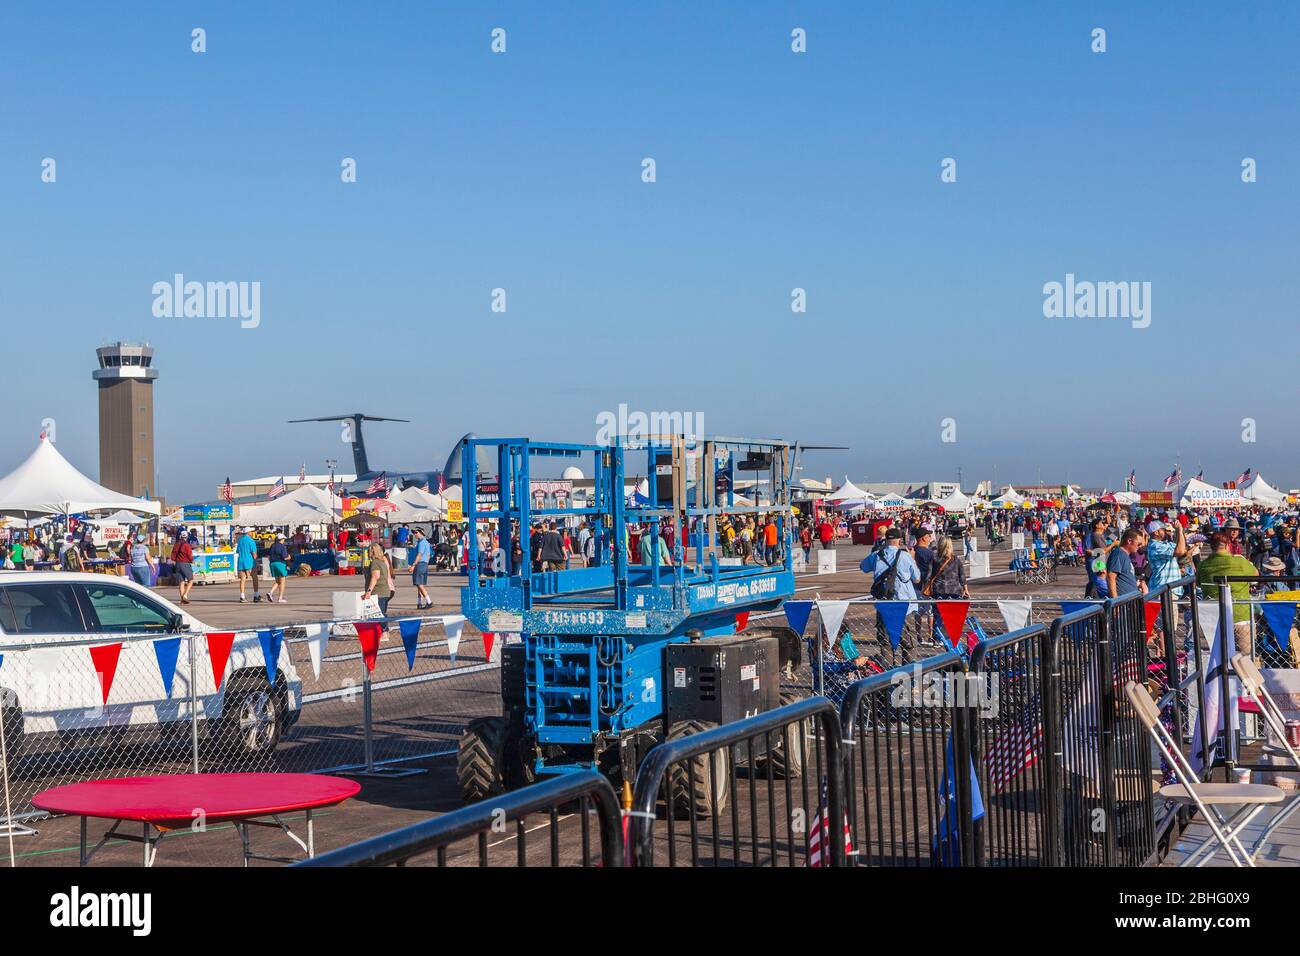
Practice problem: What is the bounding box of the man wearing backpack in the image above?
[865,527,922,663]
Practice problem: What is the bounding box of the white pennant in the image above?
[816,601,850,646]
[302,623,329,680]
[997,599,1032,633]
[1191,596,1240,770]
[443,615,466,660]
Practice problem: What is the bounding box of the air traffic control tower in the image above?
[92,342,157,497]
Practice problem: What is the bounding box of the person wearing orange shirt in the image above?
[763,517,779,565]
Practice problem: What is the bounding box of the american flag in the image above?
[298,463,306,483]
[987,690,1043,791]
[437,472,446,494]
[1162,464,1182,489]
[806,774,851,867]
[367,473,388,495]
[1195,469,1204,481]
[1236,467,1251,485]
[268,476,286,499]
[1127,469,1136,490]
[220,477,234,502]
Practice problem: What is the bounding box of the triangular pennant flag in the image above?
[1260,602,1297,654]
[783,600,813,636]
[734,611,749,633]
[206,632,236,690]
[876,602,909,651]
[1143,600,1162,640]
[935,602,970,651]
[482,632,496,663]
[817,601,850,644]
[444,616,465,663]
[398,618,422,671]
[1196,602,1223,653]
[997,599,1031,633]
[303,623,328,680]
[257,628,285,684]
[354,622,384,673]
[1059,602,1094,646]
[88,643,123,705]
[152,637,182,699]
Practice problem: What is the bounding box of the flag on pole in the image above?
[268,476,286,500]
[298,463,307,484]
[806,774,851,867]
[367,473,388,495]
[1126,469,1136,491]
[220,477,234,502]
[1236,467,1252,485]
[1163,464,1182,489]
[437,472,446,494]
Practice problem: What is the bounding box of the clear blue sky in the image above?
[2,1,1296,500]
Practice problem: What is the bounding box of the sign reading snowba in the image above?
[1184,487,1240,509]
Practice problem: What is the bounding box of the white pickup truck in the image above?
[0,571,302,756]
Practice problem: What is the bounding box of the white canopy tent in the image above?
[931,489,972,512]
[86,510,148,525]
[1240,473,1287,508]
[388,485,451,523]
[827,478,872,502]
[990,487,1026,506]
[236,484,341,527]
[0,436,161,517]
[1177,477,1241,510]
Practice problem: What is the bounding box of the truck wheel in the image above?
[215,680,284,756]
[665,720,729,818]
[0,701,24,762]
[458,716,509,803]
[762,690,811,779]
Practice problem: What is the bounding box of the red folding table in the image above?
[32,773,361,866]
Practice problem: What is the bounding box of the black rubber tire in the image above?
[458,715,509,803]
[762,690,811,780]
[214,680,284,756]
[0,702,24,762]
[665,720,729,819]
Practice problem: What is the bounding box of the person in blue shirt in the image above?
[1145,519,1188,596]
[1105,528,1146,598]
[235,528,262,604]
[410,528,432,608]
[866,528,922,662]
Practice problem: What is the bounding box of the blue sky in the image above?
[1,1,1296,500]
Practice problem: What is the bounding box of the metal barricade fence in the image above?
[837,650,975,866]
[628,696,844,867]
[296,770,623,867]
[0,611,502,832]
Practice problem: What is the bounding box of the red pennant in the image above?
[355,622,383,673]
[735,611,750,632]
[206,632,236,690]
[482,632,496,663]
[935,601,971,652]
[88,643,123,704]
[1143,600,1162,639]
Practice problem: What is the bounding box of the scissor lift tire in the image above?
[665,720,730,819]
[458,715,509,803]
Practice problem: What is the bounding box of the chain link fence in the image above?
[0,613,500,833]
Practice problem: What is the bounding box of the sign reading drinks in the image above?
[1183,487,1241,510]
[1139,491,1174,507]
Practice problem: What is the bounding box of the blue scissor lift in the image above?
[456,435,805,811]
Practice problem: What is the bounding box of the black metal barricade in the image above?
[627,697,844,867]
[837,651,977,866]
[967,624,1049,866]
[295,770,623,867]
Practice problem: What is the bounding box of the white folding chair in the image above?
[1231,654,1300,857]
[1124,681,1284,867]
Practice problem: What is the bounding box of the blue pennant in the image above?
[398,618,422,671]
[1260,602,1297,654]
[1059,602,1095,645]
[783,600,813,636]
[152,637,182,699]
[258,628,285,684]
[876,602,909,651]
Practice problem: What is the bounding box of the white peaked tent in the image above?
[389,485,451,523]
[827,477,872,501]
[236,484,340,526]
[932,489,972,512]
[991,487,1025,506]
[0,436,160,517]
[1240,473,1286,507]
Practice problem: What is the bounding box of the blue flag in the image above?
[257,628,285,684]
[932,731,985,866]
[1260,602,1297,654]
[1059,602,1095,645]
[783,600,813,636]
[398,618,422,671]
[152,637,182,698]
[876,602,909,651]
